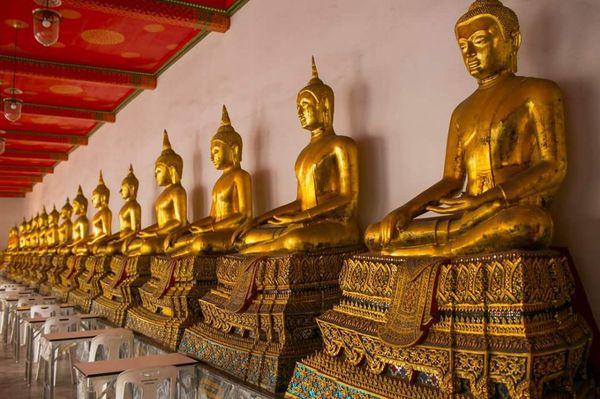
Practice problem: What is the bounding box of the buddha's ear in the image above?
[168,165,179,183]
[232,144,241,163]
[512,31,522,52]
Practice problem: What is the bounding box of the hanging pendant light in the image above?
[5,27,22,123]
[33,0,62,47]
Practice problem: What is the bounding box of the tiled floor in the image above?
[0,340,77,399]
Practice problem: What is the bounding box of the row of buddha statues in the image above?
[2,1,590,398]
[4,38,566,259]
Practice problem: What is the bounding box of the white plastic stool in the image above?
[115,366,178,399]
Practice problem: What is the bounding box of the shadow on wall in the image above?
[348,59,388,230]
[250,106,273,216]
[190,134,206,220]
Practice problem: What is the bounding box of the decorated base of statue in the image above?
[91,255,151,326]
[69,256,111,313]
[30,255,54,290]
[125,255,218,350]
[21,255,41,287]
[39,255,68,295]
[50,256,88,303]
[4,254,24,282]
[286,250,593,399]
[178,245,364,393]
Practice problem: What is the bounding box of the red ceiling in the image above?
[0,0,243,197]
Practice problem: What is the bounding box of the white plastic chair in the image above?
[37,315,81,385]
[30,304,61,318]
[88,330,135,362]
[115,366,178,399]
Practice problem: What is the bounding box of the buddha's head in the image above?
[211,105,243,170]
[39,207,48,228]
[25,218,32,233]
[8,225,18,239]
[73,185,88,216]
[31,214,39,230]
[120,164,139,200]
[60,198,73,221]
[155,130,183,186]
[18,218,25,234]
[48,205,60,225]
[297,57,335,132]
[455,0,521,81]
[92,171,110,209]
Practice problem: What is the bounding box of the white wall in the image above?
[22,0,600,320]
[0,198,24,248]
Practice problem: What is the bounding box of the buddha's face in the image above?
[155,163,170,186]
[73,200,85,215]
[91,192,107,208]
[120,184,132,200]
[60,207,72,220]
[211,140,234,170]
[456,16,516,80]
[297,92,324,131]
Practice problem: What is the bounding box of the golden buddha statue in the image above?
[37,207,49,254]
[18,218,26,252]
[233,58,359,254]
[365,0,566,257]
[166,106,252,257]
[95,165,142,255]
[83,171,113,255]
[124,131,187,256]
[44,206,60,254]
[66,186,90,254]
[29,214,40,250]
[6,225,19,252]
[56,198,74,252]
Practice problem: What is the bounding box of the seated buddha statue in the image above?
[43,206,60,255]
[18,218,26,253]
[124,131,187,256]
[81,171,113,255]
[37,207,49,255]
[56,198,74,254]
[365,0,566,257]
[233,58,360,254]
[165,106,252,257]
[29,214,40,252]
[95,165,142,255]
[64,186,90,255]
[6,225,19,253]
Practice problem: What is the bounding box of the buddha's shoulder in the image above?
[328,134,357,149]
[515,76,563,98]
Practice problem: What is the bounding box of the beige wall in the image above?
[0,198,24,248]
[20,0,600,320]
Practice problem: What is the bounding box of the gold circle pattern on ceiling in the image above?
[4,19,29,29]
[50,85,83,95]
[81,29,125,45]
[121,51,141,59]
[144,24,165,33]
[60,9,82,20]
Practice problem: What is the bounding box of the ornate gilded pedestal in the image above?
[21,256,41,287]
[31,255,54,289]
[125,255,217,350]
[39,255,68,295]
[50,256,87,302]
[91,256,151,326]
[286,250,592,399]
[179,246,363,393]
[69,256,111,312]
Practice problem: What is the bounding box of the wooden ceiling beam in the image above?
[0,174,42,183]
[2,149,68,161]
[0,130,88,146]
[0,178,36,186]
[0,165,53,174]
[0,56,157,90]
[63,0,230,32]
[0,185,32,193]
[23,103,115,123]
[0,192,26,198]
